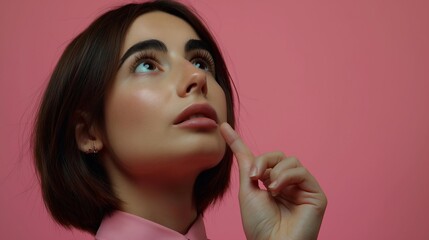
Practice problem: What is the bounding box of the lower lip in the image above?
[175,118,218,130]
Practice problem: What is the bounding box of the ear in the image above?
[75,112,104,154]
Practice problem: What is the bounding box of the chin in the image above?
[174,144,226,171]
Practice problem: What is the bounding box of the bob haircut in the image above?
[33,0,235,234]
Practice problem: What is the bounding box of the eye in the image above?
[129,51,161,74]
[191,58,210,71]
[189,50,215,74]
[135,60,159,73]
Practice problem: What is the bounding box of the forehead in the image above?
[122,11,200,55]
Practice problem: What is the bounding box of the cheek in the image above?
[104,88,165,157]
[106,89,155,129]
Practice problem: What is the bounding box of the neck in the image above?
[106,161,198,234]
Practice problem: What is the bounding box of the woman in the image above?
[33,1,327,239]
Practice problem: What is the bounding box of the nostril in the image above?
[186,83,197,93]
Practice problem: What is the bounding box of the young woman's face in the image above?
[103,12,227,178]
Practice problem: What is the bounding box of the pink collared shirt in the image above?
[95,211,208,240]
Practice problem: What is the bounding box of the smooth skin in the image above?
[77,12,228,234]
[221,123,327,240]
[76,11,327,239]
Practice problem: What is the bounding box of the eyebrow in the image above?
[118,39,167,67]
[185,39,211,53]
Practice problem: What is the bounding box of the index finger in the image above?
[220,122,254,164]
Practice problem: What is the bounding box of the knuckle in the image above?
[273,151,286,157]
[269,166,281,179]
[286,156,301,166]
[299,166,308,173]
[315,193,328,212]
[297,167,310,178]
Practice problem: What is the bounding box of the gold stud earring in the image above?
[87,142,98,154]
[92,142,98,154]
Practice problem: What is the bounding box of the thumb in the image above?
[220,122,257,191]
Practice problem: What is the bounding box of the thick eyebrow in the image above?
[185,39,211,53]
[118,39,167,68]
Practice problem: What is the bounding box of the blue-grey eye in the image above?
[191,59,210,71]
[135,60,158,73]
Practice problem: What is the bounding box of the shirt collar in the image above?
[95,211,207,240]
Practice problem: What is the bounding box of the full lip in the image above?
[173,103,218,125]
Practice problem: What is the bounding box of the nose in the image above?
[177,62,208,98]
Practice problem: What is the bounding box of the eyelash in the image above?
[129,51,159,73]
[129,50,216,74]
[190,50,216,74]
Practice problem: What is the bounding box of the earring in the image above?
[88,142,98,154]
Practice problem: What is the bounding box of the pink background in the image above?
[1,0,429,239]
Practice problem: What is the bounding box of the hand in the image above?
[220,123,327,240]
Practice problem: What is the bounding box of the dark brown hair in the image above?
[33,0,235,234]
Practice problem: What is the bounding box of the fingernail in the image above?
[249,166,258,178]
[268,180,278,190]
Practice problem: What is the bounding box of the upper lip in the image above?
[173,103,218,124]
